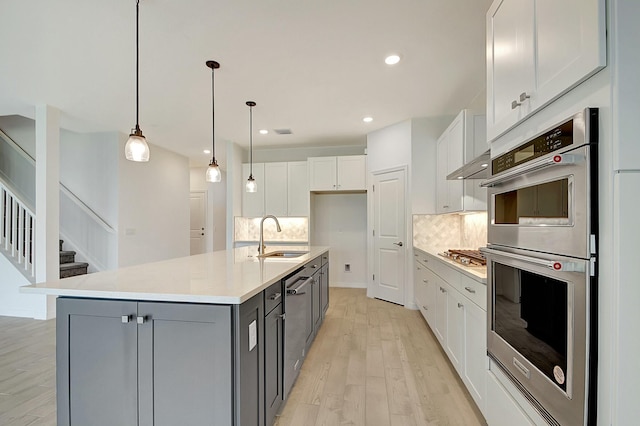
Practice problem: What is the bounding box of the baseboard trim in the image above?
[330,282,367,289]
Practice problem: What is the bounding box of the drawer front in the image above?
[455,274,486,310]
[264,281,283,314]
[320,252,329,266]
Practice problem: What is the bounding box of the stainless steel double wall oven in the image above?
[481,109,598,426]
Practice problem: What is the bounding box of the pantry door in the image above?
[372,168,406,305]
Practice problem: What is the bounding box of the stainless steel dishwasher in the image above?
[283,268,313,399]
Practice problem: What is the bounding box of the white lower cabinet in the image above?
[413,248,487,417]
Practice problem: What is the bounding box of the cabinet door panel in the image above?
[320,264,329,316]
[58,298,138,426]
[287,161,309,216]
[487,0,535,140]
[138,303,233,426]
[434,281,448,345]
[308,157,337,191]
[535,0,606,110]
[446,288,465,374]
[243,163,265,217]
[464,298,488,414]
[337,155,366,190]
[436,135,449,214]
[265,304,283,426]
[265,162,288,216]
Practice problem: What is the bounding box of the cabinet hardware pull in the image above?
[422,258,428,263]
[269,292,282,301]
[443,205,449,209]
[417,266,421,270]
[278,313,286,320]
[464,287,476,294]
[121,315,130,324]
[423,279,428,283]
[136,316,146,324]
[423,306,428,310]
[511,99,521,109]
[457,302,464,308]
[393,242,403,247]
[311,264,318,269]
[519,92,530,102]
[440,287,446,292]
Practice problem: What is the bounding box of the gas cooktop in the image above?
[438,249,486,267]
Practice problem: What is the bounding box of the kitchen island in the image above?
[22,245,330,426]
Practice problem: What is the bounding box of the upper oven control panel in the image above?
[492,120,574,175]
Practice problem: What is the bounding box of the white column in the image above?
[35,104,60,319]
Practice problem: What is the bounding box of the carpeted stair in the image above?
[59,239,89,278]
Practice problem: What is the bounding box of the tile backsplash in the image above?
[413,212,487,253]
[235,217,309,242]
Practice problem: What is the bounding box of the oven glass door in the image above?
[493,261,569,391]
[494,177,571,226]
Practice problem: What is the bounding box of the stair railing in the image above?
[0,180,35,278]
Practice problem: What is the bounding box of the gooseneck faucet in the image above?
[259,215,281,255]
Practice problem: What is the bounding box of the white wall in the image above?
[190,167,227,252]
[118,136,190,267]
[0,255,49,319]
[226,141,244,249]
[311,193,367,288]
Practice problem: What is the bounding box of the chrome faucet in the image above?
[259,215,281,255]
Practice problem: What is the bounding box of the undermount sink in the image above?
[258,250,309,259]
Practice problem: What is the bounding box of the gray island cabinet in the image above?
[22,246,330,426]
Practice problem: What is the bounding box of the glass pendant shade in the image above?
[206,160,222,183]
[125,130,150,162]
[246,176,257,193]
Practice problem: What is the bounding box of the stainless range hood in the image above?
[446,149,491,180]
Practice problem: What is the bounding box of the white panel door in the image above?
[189,192,206,255]
[372,169,406,305]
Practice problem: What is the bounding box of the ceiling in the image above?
[0,0,492,166]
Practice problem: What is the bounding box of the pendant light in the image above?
[245,101,257,193]
[124,0,150,162]
[205,60,221,183]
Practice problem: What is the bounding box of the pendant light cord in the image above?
[211,65,215,160]
[249,105,253,176]
[135,0,140,131]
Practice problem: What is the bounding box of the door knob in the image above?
[393,242,403,247]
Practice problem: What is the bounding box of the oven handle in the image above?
[480,153,584,187]
[286,276,313,295]
[480,247,586,272]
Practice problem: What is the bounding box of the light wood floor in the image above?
[275,288,485,426]
[0,288,484,426]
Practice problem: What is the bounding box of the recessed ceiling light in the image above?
[481,163,488,168]
[203,149,211,154]
[385,54,401,65]
[363,117,373,123]
[457,176,464,180]
[259,129,268,135]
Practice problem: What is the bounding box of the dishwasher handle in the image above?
[286,276,313,295]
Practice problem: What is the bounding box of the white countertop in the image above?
[21,246,329,304]
[413,246,487,283]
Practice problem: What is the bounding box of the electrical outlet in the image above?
[345,264,351,272]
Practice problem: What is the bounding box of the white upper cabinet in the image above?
[486,0,606,142]
[242,163,265,217]
[308,155,366,191]
[436,110,487,214]
[242,162,309,217]
[264,162,288,217]
[287,161,309,216]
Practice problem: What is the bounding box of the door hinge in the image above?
[373,185,375,192]
[590,234,597,255]
[373,229,375,236]
[590,257,596,277]
[373,274,375,281]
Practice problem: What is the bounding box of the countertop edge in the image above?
[21,246,330,304]
[413,246,487,284]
